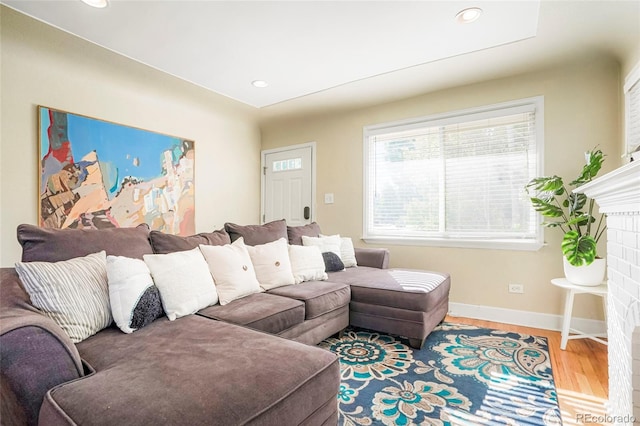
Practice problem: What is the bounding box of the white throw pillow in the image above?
[199,238,262,305]
[288,245,328,284]
[301,234,342,258]
[106,256,164,334]
[245,238,295,290]
[15,251,112,343]
[321,234,357,268]
[144,247,218,320]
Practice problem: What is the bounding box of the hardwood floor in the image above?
[446,315,609,425]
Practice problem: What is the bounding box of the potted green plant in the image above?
[525,148,607,286]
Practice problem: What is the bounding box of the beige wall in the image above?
[261,57,621,320]
[623,47,640,78]
[0,5,626,321]
[0,7,262,266]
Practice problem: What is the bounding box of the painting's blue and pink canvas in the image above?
[39,106,195,234]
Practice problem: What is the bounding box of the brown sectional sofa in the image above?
[0,221,450,425]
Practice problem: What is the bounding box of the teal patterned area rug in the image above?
[319,323,561,426]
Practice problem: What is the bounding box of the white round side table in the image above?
[550,278,608,350]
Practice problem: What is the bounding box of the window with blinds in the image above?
[363,97,544,250]
[625,63,640,161]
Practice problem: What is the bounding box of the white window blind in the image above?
[625,63,640,160]
[363,97,543,250]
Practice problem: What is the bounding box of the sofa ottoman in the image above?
[328,267,450,349]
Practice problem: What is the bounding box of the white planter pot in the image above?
[563,257,606,286]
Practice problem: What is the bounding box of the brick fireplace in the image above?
[576,161,640,424]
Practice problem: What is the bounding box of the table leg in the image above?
[561,289,575,350]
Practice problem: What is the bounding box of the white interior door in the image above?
[262,144,314,226]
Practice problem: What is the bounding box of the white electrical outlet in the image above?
[508,284,524,294]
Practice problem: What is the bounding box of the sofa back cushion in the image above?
[224,219,287,246]
[287,222,322,245]
[149,229,230,254]
[18,224,153,262]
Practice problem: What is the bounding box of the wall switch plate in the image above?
[508,284,524,294]
[324,193,334,204]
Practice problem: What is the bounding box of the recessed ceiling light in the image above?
[455,7,483,24]
[81,0,108,8]
[252,80,269,88]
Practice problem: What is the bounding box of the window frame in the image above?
[362,96,545,251]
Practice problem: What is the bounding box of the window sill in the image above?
[361,236,544,251]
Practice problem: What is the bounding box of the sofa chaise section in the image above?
[39,315,339,425]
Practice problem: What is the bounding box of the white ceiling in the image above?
[3,0,640,120]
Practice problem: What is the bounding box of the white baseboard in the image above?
[448,302,607,335]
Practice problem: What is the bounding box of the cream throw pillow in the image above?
[15,251,111,343]
[144,247,218,320]
[301,234,342,258]
[288,245,328,284]
[245,238,295,290]
[199,238,262,305]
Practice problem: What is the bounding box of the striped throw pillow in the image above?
[15,251,112,343]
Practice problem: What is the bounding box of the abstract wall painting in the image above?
[38,106,195,234]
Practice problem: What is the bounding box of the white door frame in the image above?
[260,141,317,224]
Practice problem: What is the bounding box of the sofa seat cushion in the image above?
[267,280,350,320]
[197,292,304,334]
[328,267,450,312]
[49,316,339,426]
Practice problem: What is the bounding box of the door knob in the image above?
[304,206,310,220]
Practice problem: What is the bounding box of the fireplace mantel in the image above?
[574,161,640,213]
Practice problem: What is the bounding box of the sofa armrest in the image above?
[354,248,390,269]
[1,268,84,426]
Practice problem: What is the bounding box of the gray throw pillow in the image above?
[322,252,345,272]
